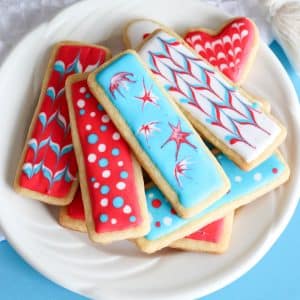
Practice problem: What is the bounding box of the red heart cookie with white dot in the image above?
[184,17,258,84]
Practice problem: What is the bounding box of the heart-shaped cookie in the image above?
[184,17,258,84]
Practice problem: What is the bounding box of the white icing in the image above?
[137,31,282,163]
[126,20,161,49]
[100,198,108,207]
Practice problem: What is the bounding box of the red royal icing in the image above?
[66,188,85,220]
[19,44,108,198]
[185,218,225,243]
[184,17,256,83]
[152,198,162,208]
[70,79,143,233]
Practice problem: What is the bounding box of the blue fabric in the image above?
[0,41,299,299]
[0,241,86,299]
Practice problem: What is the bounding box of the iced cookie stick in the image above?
[124,17,257,84]
[66,73,149,243]
[123,18,270,109]
[170,212,234,254]
[88,51,230,218]
[59,185,234,253]
[59,188,86,232]
[125,28,286,170]
[136,152,289,253]
[14,42,111,205]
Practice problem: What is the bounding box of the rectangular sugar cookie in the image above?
[88,50,230,218]
[170,212,234,254]
[136,152,289,253]
[66,73,149,243]
[14,41,111,205]
[59,188,86,232]
[59,184,233,253]
[123,19,271,112]
[135,29,286,170]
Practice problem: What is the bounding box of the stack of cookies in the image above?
[14,18,290,254]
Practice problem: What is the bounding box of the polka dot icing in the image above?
[79,109,85,115]
[100,198,108,207]
[88,134,98,144]
[113,196,124,208]
[88,153,97,163]
[77,99,85,108]
[112,132,120,140]
[112,148,120,156]
[152,198,162,208]
[100,185,110,195]
[123,205,132,214]
[116,182,126,190]
[98,158,108,167]
[144,153,286,243]
[93,182,100,189]
[163,217,172,226]
[69,79,144,236]
[102,170,111,178]
[80,87,86,94]
[100,125,107,132]
[120,171,128,179]
[253,173,262,181]
[99,214,108,223]
[98,144,106,152]
[234,176,242,182]
[101,115,110,123]
[129,216,136,223]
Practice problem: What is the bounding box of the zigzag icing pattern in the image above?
[138,31,284,166]
[18,43,108,198]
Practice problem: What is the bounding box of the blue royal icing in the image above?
[138,31,282,164]
[94,52,226,209]
[145,153,286,240]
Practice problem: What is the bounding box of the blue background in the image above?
[0,41,299,299]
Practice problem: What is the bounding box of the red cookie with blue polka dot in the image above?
[65,73,149,244]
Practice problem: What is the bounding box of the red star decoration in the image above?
[161,120,197,159]
[135,78,159,110]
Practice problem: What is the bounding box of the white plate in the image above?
[0,1,299,299]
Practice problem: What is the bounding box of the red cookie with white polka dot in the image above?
[65,73,149,244]
[59,188,86,232]
[59,188,234,254]
[170,212,234,254]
